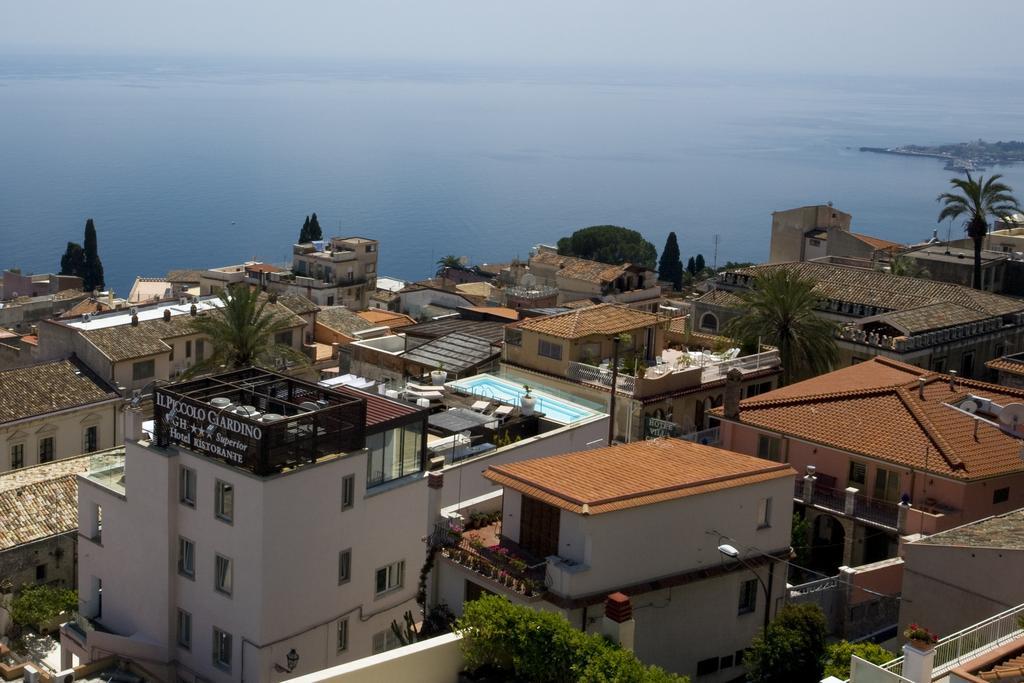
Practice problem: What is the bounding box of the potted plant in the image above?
[520,384,536,416]
[430,363,448,386]
[904,624,939,650]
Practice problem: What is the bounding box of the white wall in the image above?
[290,633,463,683]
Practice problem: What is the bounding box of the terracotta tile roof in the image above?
[276,294,320,316]
[850,232,903,251]
[245,263,287,274]
[986,355,1024,377]
[166,269,205,284]
[730,262,1024,317]
[561,299,600,310]
[317,306,373,337]
[457,306,520,322]
[530,251,630,285]
[0,449,122,550]
[514,303,662,340]
[695,289,744,308]
[58,298,113,319]
[862,302,990,335]
[356,310,416,329]
[0,359,118,424]
[716,357,1024,480]
[484,438,794,515]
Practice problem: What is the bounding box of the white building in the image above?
[61,368,431,682]
[432,438,796,682]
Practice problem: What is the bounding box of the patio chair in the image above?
[470,400,491,412]
[492,405,514,421]
[404,388,444,401]
[407,381,445,393]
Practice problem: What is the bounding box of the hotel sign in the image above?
[155,391,261,467]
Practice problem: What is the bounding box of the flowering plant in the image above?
[903,624,938,643]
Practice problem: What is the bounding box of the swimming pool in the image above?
[449,375,602,424]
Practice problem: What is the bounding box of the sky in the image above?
[3,0,1024,78]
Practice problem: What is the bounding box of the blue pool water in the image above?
[450,375,600,425]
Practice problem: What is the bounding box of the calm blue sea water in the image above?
[2,57,1024,296]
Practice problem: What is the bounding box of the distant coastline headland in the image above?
[860,139,1024,173]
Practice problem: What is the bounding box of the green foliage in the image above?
[716,261,755,273]
[723,269,838,385]
[937,172,1021,289]
[298,215,311,243]
[82,219,105,292]
[790,513,811,578]
[59,241,85,280]
[693,254,705,273]
[557,225,657,270]
[743,603,827,683]
[658,232,684,291]
[182,284,309,378]
[458,594,687,683]
[686,256,696,274]
[298,213,323,243]
[884,254,930,279]
[11,585,77,628]
[823,641,894,679]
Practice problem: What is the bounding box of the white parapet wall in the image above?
[290,633,465,683]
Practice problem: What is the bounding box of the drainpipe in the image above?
[608,336,621,445]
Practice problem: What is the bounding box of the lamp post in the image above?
[718,543,775,634]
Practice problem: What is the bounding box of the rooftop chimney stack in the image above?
[724,368,743,420]
[163,309,171,322]
[130,314,139,327]
[918,376,927,400]
[190,304,197,316]
[949,369,958,391]
[601,593,636,652]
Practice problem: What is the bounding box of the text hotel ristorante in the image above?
[156,392,259,465]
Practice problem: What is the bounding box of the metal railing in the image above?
[850,656,914,682]
[566,362,637,394]
[700,350,781,383]
[794,482,898,530]
[880,601,1024,678]
[680,426,720,445]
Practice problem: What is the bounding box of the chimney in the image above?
[723,368,743,420]
[130,314,139,327]
[163,309,171,322]
[190,304,197,316]
[124,404,145,441]
[600,593,636,652]
[948,369,958,391]
[918,376,927,400]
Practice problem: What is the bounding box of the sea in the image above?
[2,55,1024,297]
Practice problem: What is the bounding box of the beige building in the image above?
[34,295,307,394]
[433,438,795,681]
[274,237,379,309]
[768,204,902,264]
[527,246,661,309]
[0,359,121,472]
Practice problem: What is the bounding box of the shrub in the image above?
[823,640,895,679]
[11,585,77,629]
[457,594,688,683]
[743,603,827,683]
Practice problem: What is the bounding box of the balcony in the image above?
[433,519,546,598]
[83,450,127,495]
[795,480,899,531]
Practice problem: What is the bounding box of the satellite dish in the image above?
[960,400,979,414]
[999,403,1024,429]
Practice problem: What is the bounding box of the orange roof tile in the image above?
[484,438,794,514]
[716,357,1024,480]
[356,309,416,329]
[986,356,1024,378]
[458,306,520,321]
[851,232,903,251]
[514,303,661,339]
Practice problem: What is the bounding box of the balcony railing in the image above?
[699,350,781,383]
[795,482,899,530]
[878,601,1024,679]
[679,426,720,445]
[433,520,546,598]
[566,361,637,394]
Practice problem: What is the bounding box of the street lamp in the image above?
[274,648,300,673]
[718,543,774,634]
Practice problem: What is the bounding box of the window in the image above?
[132,359,155,381]
[213,627,232,671]
[36,564,47,581]
[169,343,175,361]
[697,657,720,676]
[873,467,900,503]
[177,609,192,650]
[39,436,55,463]
[178,537,195,578]
[848,461,867,488]
[375,560,404,595]
[756,435,782,462]
[339,549,352,584]
[995,344,1006,359]
[367,263,376,273]
[809,238,822,247]
[699,312,719,333]
[372,628,401,654]
[993,487,1010,504]
[185,340,192,358]
[326,295,335,306]
[932,357,947,372]
[960,350,976,378]
[275,330,294,347]
[537,338,562,360]
[341,474,355,510]
[336,618,349,653]
[720,655,734,669]
[215,554,233,596]
[180,466,196,506]
[196,339,205,361]
[215,480,234,522]
[504,328,522,347]
[10,444,24,470]
[83,426,98,453]
[738,578,757,615]
[366,424,423,487]
[91,504,103,542]
[757,497,772,528]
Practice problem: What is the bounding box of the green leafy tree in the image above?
[309,212,323,241]
[82,218,105,292]
[11,585,77,628]
[937,172,1020,289]
[59,241,85,280]
[686,256,696,275]
[823,640,895,680]
[724,269,838,385]
[694,253,706,274]
[183,285,309,378]
[658,232,684,290]
[298,215,311,243]
[743,603,827,683]
[557,225,658,269]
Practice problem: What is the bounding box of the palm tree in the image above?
[883,254,930,279]
[183,285,309,378]
[723,270,838,386]
[435,254,464,276]
[937,173,1020,289]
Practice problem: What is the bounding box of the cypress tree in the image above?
[309,212,322,241]
[694,253,706,274]
[82,219,105,291]
[686,256,696,275]
[60,242,85,279]
[298,215,311,243]
[657,232,684,291]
